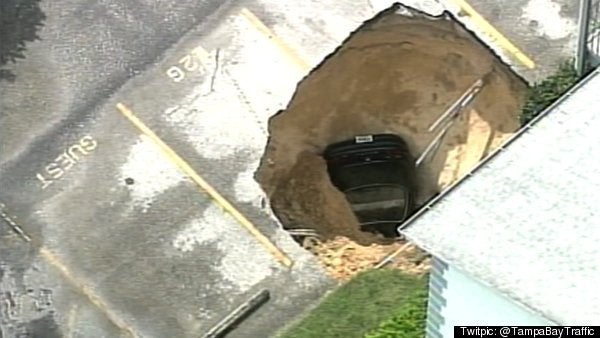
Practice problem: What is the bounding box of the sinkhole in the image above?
[255,4,527,250]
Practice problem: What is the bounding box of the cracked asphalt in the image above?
[0,0,583,337]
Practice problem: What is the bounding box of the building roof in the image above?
[401,67,600,325]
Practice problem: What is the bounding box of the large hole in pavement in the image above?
[256,4,527,277]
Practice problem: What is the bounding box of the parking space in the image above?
[0,21,333,332]
[447,0,579,81]
[0,95,332,337]
[0,235,128,337]
[0,0,231,169]
[0,0,585,337]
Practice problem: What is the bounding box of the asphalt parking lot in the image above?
[0,0,583,337]
[2,1,336,337]
[0,0,234,169]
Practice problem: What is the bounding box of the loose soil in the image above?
[256,5,528,279]
[306,237,430,281]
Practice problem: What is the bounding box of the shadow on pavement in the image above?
[0,0,46,82]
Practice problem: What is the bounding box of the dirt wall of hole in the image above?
[256,5,528,245]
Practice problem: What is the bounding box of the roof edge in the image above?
[405,236,560,325]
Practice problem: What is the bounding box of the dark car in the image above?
[323,134,417,237]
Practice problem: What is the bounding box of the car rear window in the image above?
[332,162,404,189]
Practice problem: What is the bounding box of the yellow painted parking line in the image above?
[0,203,138,337]
[239,8,311,72]
[116,103,294,268]
[40,248,140,338]
[450,0,536,69]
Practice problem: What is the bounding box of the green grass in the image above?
[365,289,428,338]
[278,269,428,338]
[520,59,580,125]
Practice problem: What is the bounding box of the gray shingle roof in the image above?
[401,67,600,325]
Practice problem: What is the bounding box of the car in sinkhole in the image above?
[323,133,417,238]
